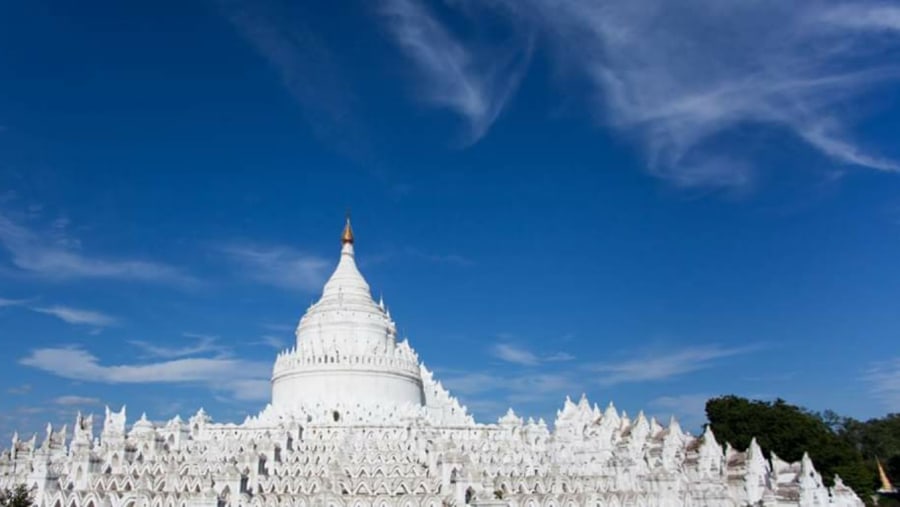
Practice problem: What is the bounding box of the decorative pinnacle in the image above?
[341,215,354,245]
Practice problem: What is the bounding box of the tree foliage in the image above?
[705,396,877,502]
[0,485,32,507]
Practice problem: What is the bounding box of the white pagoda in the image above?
[0,220,863,507]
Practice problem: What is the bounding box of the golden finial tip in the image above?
[341,217,354,245]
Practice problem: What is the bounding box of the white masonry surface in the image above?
[1,223,864,506]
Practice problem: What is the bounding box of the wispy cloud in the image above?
[220,379,271,402]
[219,0,370,157]
[6,384,31,395]
[0,214,196,286]
[649,393,711,433]
[0,297,30,307]
[379,0,533,143]
[546,352,575,362]
[440,367,581,421]
[438,0,900,187]
[222,243,330,291]
[360,247,474,269]
[864,357,900,411]
[446,341,752,421]
[53,395,101,407]
[818,4,900,32]
[404,248,474,266]
[129,333,225,359]
[589,344,762,385]
[506,373,579,402]
[491,343,540,366]
[32,305,117,327]
[13,406,48,415]
[253,334,287,350]
[20,347,271,402]
[261,322,293,332]
[490,342,575,366]
[441,372,502,396]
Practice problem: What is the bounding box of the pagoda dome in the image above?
[270,219,425,419]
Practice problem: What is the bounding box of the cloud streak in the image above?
[6,384,31,395]
[219,0,372,158]
[32,305,117,327]
[447,341,755,421]
[864,357,900,411]
[222,243,330,291]
[589,344,761,385]
[491,343,540,366]
[53,395,101,407]
[555,0,900,182]
[410,0,900,187]
[490,342,573,367]
[253,335,287,350]
[379,0,532,143]
[20,347,271,402]
[0,214,196,286]
[819,4,900,32]
[440,369,579,419]
[649,393,711,432]
[129,333,225,359]
[0,297,30,307]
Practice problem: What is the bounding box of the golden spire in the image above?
[877,458,896,493]
[341,215,354,245]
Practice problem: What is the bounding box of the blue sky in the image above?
[2,0,900,438]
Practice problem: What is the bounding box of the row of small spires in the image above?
[9,398,672,451]
[273,346,417,361]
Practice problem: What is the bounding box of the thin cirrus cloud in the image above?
[490,343,573,367]
[31,305,117,327]
[129,333,225,359]
[0,297,30,307]
[491,343,540,366]
[440,367,585,421]
[6,384,31,395]
[254,335,287,350]
[403,248,473,267]
[222,243,331,291]
[383,0,900,187]
[0,214,197,286]
[817,4,900,32]
[378,0,533,144]
[440,369,578,408]
[648,393,712,431]
[449,342,755,420]
[863,357,900,411]
[218,0,371,159]
[19,347,271,402]
[589,344,762,386]
[53,395,101,407]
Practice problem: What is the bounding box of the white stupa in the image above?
[270,220,427,418]
[0,220,863,507]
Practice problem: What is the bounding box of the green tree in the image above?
[0,485,33,507]
[706,396,874,501]
[832,412,900,505]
